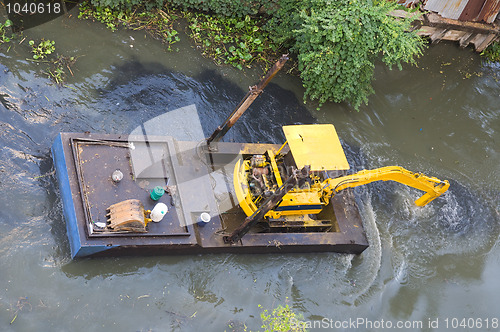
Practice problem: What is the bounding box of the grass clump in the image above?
[481,41,500,63]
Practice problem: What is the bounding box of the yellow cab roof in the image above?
[282,124,350,171]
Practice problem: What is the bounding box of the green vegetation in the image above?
[2,20,75,85]
[259,304,307,332]
[78,0,274,64]
[267,0,425,109]
[185,13,278,69]
[78,0,425,110]
[481,42,500,63]
[78,3,124,31]
[28,38,77,85]
[166,0,276,17]
[0,19,14,44]
[88,0,276,16]
[78,2,180,49]
[29,39,56,59]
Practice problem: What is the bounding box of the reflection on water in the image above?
[0,9,499,331]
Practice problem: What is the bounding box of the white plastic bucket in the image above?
[150,203,168,222]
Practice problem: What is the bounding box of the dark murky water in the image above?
[1,8,499,331]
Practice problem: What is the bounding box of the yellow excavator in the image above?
[204,55,449,244]
[233,124,449,226]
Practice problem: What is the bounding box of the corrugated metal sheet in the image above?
[460,0,500,23]
[424,0,500,23]
[424,0,470,20]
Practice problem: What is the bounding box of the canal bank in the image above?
[0,7,499,331]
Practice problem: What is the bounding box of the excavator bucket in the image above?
[106,199,147,232]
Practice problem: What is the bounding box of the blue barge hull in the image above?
[52,132,369,259]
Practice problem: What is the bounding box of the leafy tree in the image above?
[268,0,425,109]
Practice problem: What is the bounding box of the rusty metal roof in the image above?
[465,0,500,23]
[424,0,500,23]
[424,0,469,20]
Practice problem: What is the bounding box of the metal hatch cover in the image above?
[282,124,350,171]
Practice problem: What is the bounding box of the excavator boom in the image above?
[322,166,450,206]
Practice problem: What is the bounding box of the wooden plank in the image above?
[392,10,500,52]
[430,28,448,43]
[390,9,424,21]
[390,9,500,32]
[426,12,500,34]
[442,30,468,41]
[475,33,497,51]
[469,33,487,46]
[417,26,438,36]
[459,32,474,47]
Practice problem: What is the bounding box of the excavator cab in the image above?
[234,124,351,228]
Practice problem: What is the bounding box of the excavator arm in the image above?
[321,166,450,207]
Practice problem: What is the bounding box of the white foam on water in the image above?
[346,193,384,304]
